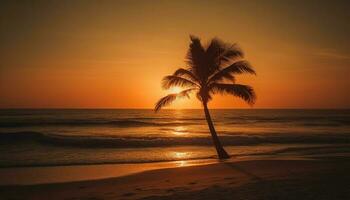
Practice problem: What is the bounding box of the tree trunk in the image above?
[202,102,230,159]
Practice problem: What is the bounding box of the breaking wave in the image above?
[1,131,349,148]
[0,119,198,128]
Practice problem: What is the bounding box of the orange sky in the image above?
[1,0,349,109]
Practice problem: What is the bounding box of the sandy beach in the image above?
[1,157,349,200]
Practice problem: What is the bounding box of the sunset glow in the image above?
[0,1,349,199]
[0,1,349,109]
[169,87,182,94]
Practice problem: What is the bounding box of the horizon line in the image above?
[0,107,349,110]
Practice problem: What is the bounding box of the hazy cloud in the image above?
[314,49,350,60]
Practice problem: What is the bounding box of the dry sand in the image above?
[1,158,349,200]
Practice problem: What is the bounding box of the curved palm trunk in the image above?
[203,102,230,159]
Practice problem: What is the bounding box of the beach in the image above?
[1,157,349,200]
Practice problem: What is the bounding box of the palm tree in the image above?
[154,35,256,159]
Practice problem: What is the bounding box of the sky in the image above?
[1,0,349,109]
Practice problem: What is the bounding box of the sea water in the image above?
[0,109,349,167]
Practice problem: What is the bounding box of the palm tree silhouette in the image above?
[155,35,256,159]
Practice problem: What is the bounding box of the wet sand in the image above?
[1,157,349,200]
[0,159,217,185]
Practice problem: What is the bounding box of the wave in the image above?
[2,144,350,168]
[1,131,349,148]
[2,117,349,128]
[263,144,350,155]
[225,116,350,127]
[3,145,350,168]
[0,119,197,128]
[131,117,204,121]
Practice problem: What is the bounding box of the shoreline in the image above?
[0,158,219,186]
[1,150,349,186]
[1,143,349,169]
[0,155,318,186]
[1,157,349,200]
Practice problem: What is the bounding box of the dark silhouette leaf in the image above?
[208,60,256,84]
[154,88,196,112]
[210,83,256,105]
[173,68,200,83]
[162,75,198,89]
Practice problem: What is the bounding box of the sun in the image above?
[169,87,182,94]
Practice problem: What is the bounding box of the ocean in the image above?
[0,109,349,167]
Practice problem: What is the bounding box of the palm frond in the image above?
[205,38,225,75]
[186,35,206,81]
[154,94,177,112]
[173,68,199,83]
[162,75,199,89]
[210,83,256,105]
[220,44,243,63]
[206,38,223,56]
[154,88,197,112]
[178,88,197,98]
[208,71,236,84]
[206,38,243,66]
[208,60,256,84]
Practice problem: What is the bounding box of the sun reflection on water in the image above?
[173,152,188,158]
[171,151,192,167]
[176,160,188,167]
[172,126,188,136]
[171,152,190,167]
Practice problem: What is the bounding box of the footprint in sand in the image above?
[86,197,103,200]
[122,192,136,197]
[167,186,188,193]
[167,188,175,193]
